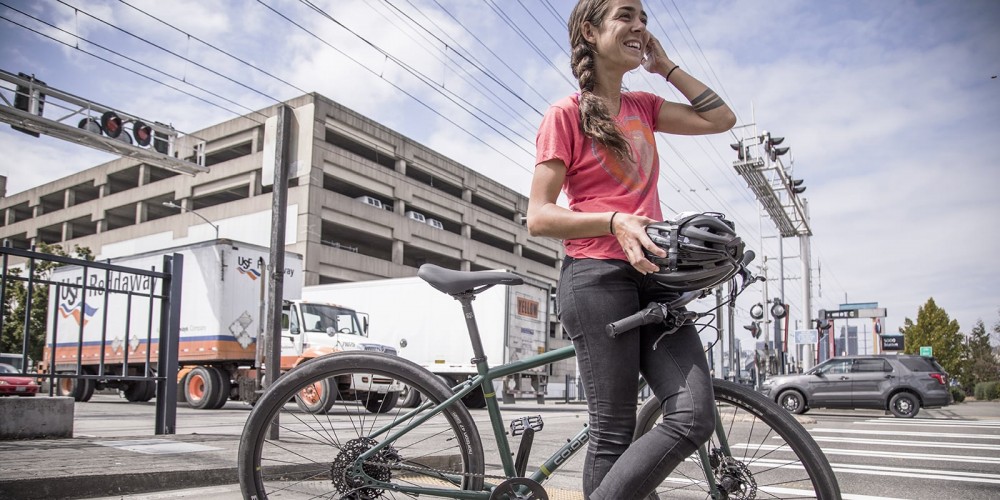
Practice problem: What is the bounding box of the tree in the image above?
[898,298,964,378]
[1,244,93,363]
[961,318,1000,393]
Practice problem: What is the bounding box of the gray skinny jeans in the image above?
[558,257,715,500]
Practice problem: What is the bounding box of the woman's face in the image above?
[586,0,649,73]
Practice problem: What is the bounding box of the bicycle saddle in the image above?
[417,264,524,295]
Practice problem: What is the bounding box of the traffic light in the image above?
[744,322,762,339]
[817,317,832,333]
[763,133,789,162]
[730,141,746,161]
[789,178,806,194]
[11,72,46,137]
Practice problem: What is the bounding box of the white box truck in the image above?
[43,239,400,413]
[300,272,553,408]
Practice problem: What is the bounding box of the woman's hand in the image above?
[642,33,675,76]
[612,212,667,274]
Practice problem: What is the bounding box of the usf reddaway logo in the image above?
[236,256,262,281]
[59,294,99,326]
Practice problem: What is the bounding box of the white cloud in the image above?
[2,0,998,346]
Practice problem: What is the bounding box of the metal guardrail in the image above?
[0,245,182,434]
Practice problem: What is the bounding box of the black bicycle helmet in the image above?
[643,212,745,292]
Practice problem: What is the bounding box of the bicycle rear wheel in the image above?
[239,351,486,499]
[634,378,840,499]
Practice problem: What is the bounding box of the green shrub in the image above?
[974,381,1000,401]
[949,387,965,403]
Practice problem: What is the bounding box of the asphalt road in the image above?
[67,393,1000,499]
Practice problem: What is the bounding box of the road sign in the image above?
[822,309,858,319]
[857,308,887,318]
[881,335,905,351]
[794,329,818,344]
[920,346,933,357]
[840,302,878,310]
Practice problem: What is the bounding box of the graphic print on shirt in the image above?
[590,115,655,196]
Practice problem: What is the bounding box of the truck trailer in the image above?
[300,271,553,407]
[43,239,399,413]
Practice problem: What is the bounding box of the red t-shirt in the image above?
[535,91,665,261]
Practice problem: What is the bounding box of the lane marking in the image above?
[809,435,1000,451]
[745,457,1000,484]
[810,427,1000,440]
[735,443,1000,464]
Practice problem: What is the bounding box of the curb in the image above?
[0,467,237,500]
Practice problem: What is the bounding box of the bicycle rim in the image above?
[635,378,840,499]
[239,352,486,499]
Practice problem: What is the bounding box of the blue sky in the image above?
[1,0,998,354]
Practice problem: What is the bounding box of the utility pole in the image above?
[731,120,812,377]
[264,105,292,440]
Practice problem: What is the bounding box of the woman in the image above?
[526,0,736,498]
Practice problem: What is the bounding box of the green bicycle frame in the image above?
[354,287,729,499]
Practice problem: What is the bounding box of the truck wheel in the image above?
[187,366,224,409]
[208,367,231,409]
[57,374,95,402]
[399,385,422,408]
[177,373,188,404]
[123,380,155,402]
[363,391,398,414]
[294,378,337,414]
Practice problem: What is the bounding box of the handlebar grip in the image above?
[606,304,664,338]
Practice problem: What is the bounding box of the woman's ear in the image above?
[581,21,597,44]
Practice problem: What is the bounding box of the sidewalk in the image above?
[0,395,590,500]
[0,433,241,500]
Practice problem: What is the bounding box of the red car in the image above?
[0,362,39,396]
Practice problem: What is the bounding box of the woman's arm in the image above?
[643,34,737,135]
[526,159,665,273]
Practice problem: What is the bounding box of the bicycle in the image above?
[239,256,840,499]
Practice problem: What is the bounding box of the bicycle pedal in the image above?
[509,415,543,436]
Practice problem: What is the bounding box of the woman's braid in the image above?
[568,0,632,161]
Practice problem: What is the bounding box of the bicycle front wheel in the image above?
[239,351,486,499]
[634,378,840,499]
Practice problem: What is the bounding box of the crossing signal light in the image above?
[100,111,123,138]
[789,178,806,194]
[744,322,762,339]
[133,121,152,147]
[75,112,169,155]
[11,72,46,137]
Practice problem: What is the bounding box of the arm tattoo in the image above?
[690,89,725,112]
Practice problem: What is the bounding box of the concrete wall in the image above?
[0,397,74,439]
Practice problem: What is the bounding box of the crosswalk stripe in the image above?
[745,457,1000,484]
[858,419,1000,429]
[736,443,1000,464]
[809,435,1000,451]
[811,427,1000,440]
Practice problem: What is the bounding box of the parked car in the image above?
[0,362,40,397]
[758,354,951,418]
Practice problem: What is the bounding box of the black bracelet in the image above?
[665,65,680,82]
[610,211,619,235]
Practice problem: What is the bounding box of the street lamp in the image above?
[162,201,219,240]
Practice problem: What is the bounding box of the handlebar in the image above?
[604,250,760,341]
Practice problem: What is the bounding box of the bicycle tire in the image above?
[239,351,486,499]
[634,378,841,500]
